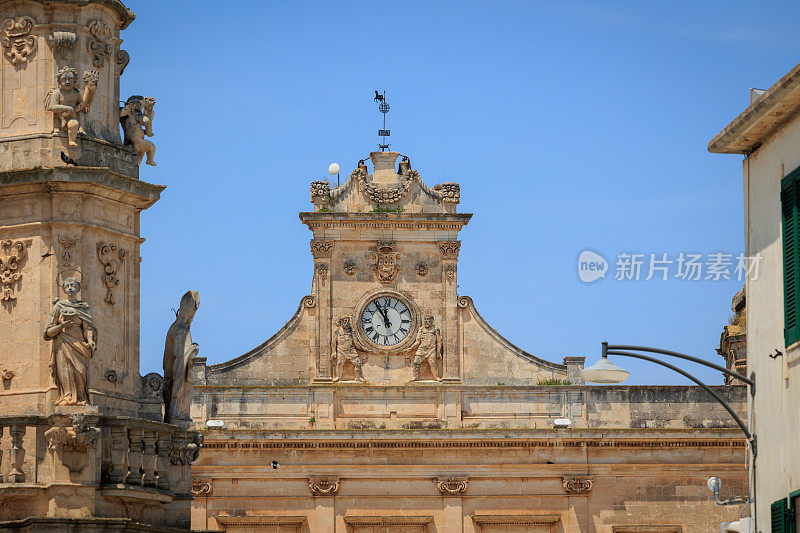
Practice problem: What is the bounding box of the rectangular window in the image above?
[791,489,800,533]
[782,169,800,346]
[772,497,788,532]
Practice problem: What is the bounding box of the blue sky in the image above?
[123,1,800,385]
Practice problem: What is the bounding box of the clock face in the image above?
[360,296,412,347]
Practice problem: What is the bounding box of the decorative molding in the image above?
[97,242,127,304]
[0,240,27,301]
[50,30,76,60]
[191,479,213,496]
[562,475,594,494]
[370,240,401,283]
[439,241,461,260]
[115,49,130,74]
[2,16,37,66]
[310,239,333,259]
[435,477,468,495]
[443,264,456,282]
[57,235,77,267]
[344,260,357,276]
[308,478,340,495]
[415,261,429,277]
[86,19,112,67]
[472,514,560,526]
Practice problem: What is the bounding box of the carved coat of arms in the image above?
[370,241,401,284]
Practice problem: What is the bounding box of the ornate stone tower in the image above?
[0,0,200,530]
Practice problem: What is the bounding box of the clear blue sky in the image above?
[123,0,800,385]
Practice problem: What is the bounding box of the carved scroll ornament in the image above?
[116,49,130,74]
[435,477,468,495]
[562,476,593,494]
[86,20,112,67]
[2,16,37,66]
[191,479,213,496]
[0,240,27,301]
[309,478,340,495]
[97,242,127,304]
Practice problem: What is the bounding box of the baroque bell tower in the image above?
[0,0,200,530]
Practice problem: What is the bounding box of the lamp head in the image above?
[328,163,340,176]
[581,351,630,384]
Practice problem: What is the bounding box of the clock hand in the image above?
[376,304,391,329]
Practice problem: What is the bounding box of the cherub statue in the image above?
[44,66,99,147]
[120,95,157,166]
[331,315,366,382]
[409,314,442,381]
[163,290,200,425]
[44,274,97,405]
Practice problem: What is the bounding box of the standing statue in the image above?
[44,66,99,147]
[44,274,97,405]
[409,314,442,381]
[163,290,200,425]
[331,315,366,382]
[120,95,157,166]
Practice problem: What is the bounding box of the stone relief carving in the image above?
[355,166,418,205]
[439,241,461,260]
[44,413,100,472]
[310,239,333,259]
[409,315,442,381]
[50,30,76,60]
[44,274,97,406]
[97,242,127,305]
[2,369,14,381]
[435,477,468,495]
[169,431,203,465]
[443,264,456,282]
[415,261,428,277]
[57,235,77,267]
[44,66,99,147]
[120,95,157,166]
[0,240,27,301]
[562,476,593,494]
[140,372,165,401]
[433,182,460,205]
[2,16,37,66]
[370,240,401,284]
[86,19,112,67]
[163,291,200,425]
[308,478,340,495]
[331,316,366,382]
[310,180,331,205]
[191,479,213,496]
[315,262,329,283]
[344,260,357,276]
[115,49,130,75]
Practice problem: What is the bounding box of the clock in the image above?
[360,295,413,347]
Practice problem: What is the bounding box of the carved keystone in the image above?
[309,477,340,496]
[562,475,593,494]
[434,476,468,495]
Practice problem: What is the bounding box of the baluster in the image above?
[156,431,171,490]
[8,425,25,482]
[108,426,128,484]
[141,430,157,487]
[126,427,144,486]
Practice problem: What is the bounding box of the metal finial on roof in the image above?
[374,90,390,151]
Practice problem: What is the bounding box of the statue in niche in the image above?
[44,273,97,405]
[120,95,157,166]
[163,291,200,425]
[44,66,99,147]
[331,315,366,382]
[409,314,442,381]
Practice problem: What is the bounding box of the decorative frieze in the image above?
[562,476,593,494]
[435,477,468,495]
[370,240,401,284]
[97,242,127,304]
[310,239,333,259]
[0,240,27,301]
[2,16,36,66]
[309,478,340,495]
[86,19,112,67]
[439,241,461,260]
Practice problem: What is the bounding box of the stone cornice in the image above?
[299,212,472,231]
[0,167,164,209]
[0,0,137,29]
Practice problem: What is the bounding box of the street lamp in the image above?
[583,342,756,455]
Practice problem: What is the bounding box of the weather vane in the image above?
[374,90,390,151]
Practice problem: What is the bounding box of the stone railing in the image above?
[0,414,201,496]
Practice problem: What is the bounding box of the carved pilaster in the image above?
[8,425,25,482]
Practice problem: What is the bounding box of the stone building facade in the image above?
[190,151,748,532]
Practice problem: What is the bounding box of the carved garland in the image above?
[435,477,468,495]
[309,479,340,495]
[97,242,127,305]
[357,168,416,205]
[0,240,27,301]
[562,476,593,494]
[2,16,37,66]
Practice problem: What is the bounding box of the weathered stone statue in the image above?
[44,66,98,147]
[44,275,97,405]
[163,290,200,425]
[331,315,366,382]
[120,94,157,166]
[409,314,442,381]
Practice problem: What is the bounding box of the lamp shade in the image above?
[581,357,630,384]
